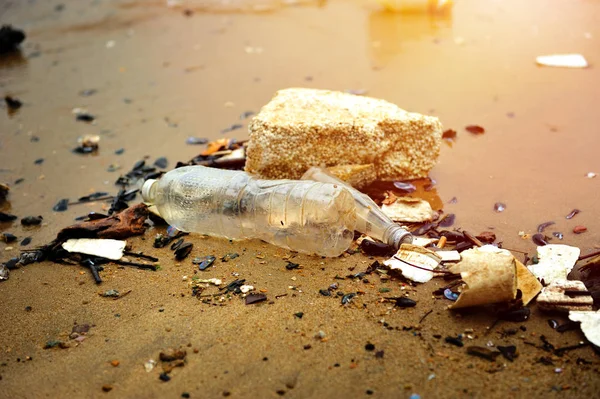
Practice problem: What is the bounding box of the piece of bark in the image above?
[57,203,148,240]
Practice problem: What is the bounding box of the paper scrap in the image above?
[449,246,517,309]
[383,244,441,283]
[536,54,588,68]
[569,309,600,347]
[528,244,580,285]
[515,259,542,306]
[62,238,126,260]
[438,250,461,262]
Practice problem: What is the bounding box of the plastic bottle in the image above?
[141,166,357,257]
[301,167,413,249]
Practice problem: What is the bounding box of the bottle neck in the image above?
[141,179,157,203]
[383,224,413,249]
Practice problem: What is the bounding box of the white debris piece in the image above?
[384,244,441,283]
[537,280,593,312]
[536,54,588,68]
[240,285,254,293]
[411,237,439,247]
[448,245,517,309]
[195,278,222,286]
[381,197,433,223]
[144,359,156,372]
[528,244,581,285]
[62,238,126,260]
[437,250,461,262]
[569,310,600,347]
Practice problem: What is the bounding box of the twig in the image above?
[392,256,454,275]
[67,196,114,206]
[463,231,483,247]
[113,259,157,270]
[123,251,159,262]
[579,249,600,261]
[554,342,588,356]
[419,309,433,324]
[113,290,132,300]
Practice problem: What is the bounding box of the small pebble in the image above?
[573,225,587,234]
[102,385,113,392]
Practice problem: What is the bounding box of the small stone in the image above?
[573,225,587,234]
[365,343,375,351]
[110,360,120,367]
[102,385,113,392]
[159,373,171,382]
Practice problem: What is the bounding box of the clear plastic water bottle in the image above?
[301,167,413,249]
[141,166,357,257]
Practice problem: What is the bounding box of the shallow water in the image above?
[1,0,599,397]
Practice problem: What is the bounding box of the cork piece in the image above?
[326,164,377,189]
[246,88,443,181]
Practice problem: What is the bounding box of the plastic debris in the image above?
[62,238,126,260]
[536,54,588,68]
[537,280,593,312]
[381,197,434,223]
[384,244,441,283]
[240,285,254,294]
[0,263,9,281]
[144,359,156,372]
[568,309,600,347]
[528,244,580,285]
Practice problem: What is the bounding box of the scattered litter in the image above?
[101,289,120,297]
[565,209,580,219]
[193,255,216,271]
[53,198,69,212]
[537,280,593,312]
[528,244,580,285]
[387,297,417,308]
[221,253,239,262]
[4,95,22,111]
[448,246,517,309]
[0,25,26,54]
[536,54,588,68]
[0,263,8,281]
[174,242,193,260]
[154,157,168,169]
[195,278,222,286]
[493,202,506,212]
[381,197,433,223]
[56,204,148,240]
[186,137,208,145]
[62,238,126,260]
[245,293,267,305]
[393,181,417,193]
[20,237,31,246]
[73,135,100,154]
[240,285,254,294]
[445,336,464,347]
[573,225,587,234]
[465,125,485,135]
[537,221,555,233]
[568,310,600,346]
[0,212,18,222]
[467,346,500,361]
[437,250,461,262]
[515,260,544,306]
[75,113,96,123]
[144,359,156,372]
[532,233,549,246]
[1,233,17,243]
[21,216,43,226]
[497,345,518,361]
[442,129,457,140]
[586,172,597,178]
[359,239,394,256]
[221,124,243,134]
[384,244,441,283]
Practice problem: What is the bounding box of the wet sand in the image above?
[1,0,599,397]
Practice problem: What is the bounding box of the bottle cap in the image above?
[141,179,156,202]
